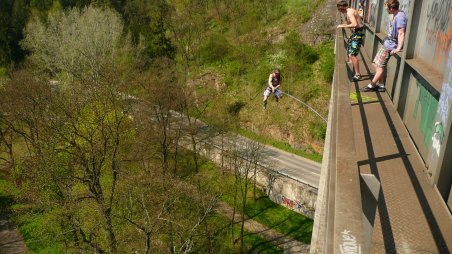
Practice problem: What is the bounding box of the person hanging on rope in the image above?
[263,69,282,110]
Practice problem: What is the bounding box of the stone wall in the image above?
[190,136,318,219]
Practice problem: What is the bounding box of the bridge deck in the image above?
[350,50,452,253]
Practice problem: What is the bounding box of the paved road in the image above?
[170,112,321,189]
[229,135,321,188]
[259,143,321,188]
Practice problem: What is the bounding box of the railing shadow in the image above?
[375,91,450,253]
[352,82,449,252]
[352,82,396,252]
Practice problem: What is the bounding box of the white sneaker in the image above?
[359,83,376,92]
[352,74,361,81]
[377,84,385,92]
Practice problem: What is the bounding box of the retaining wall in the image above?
[188,136,318,219]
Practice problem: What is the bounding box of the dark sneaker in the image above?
[359,84,376,92]
[352,74,361,81]
[263,101,267,110]
[377,85,386,92]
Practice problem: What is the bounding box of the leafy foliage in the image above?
[308,121,327,141]
[0,67,6,77]
[318,42,335,82]
[0,0,28,66]
[195,26,330,157]
[0,0,333,253]
[197,159,314,243]
[200,32,231,64]
[124,0,175,65]
[21,6,126,79]
[228,101,246,115]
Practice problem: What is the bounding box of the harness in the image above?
[271,74,280,86]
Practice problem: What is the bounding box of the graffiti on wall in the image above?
[399,0,411,17]
[364,0,370,23]
[368,0,378,28]
[382,0,410,37]
[279,195,315,218]
[426,0,452,64]
[432,48,452,155]
[432,122,445,156]
[385,13,392,36]
[340,230,361,254]
[442,48,452,121]
[427,0,451,32]
[438,80,452,127]
[413,81,439,149]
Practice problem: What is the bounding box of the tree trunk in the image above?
[253,165,257,201]
[221,132,225,174]
[231,156,238,245]
[191,134,199,174]
[145,232,152,254]
[103,206,117,254]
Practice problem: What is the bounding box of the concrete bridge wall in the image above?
[350,0,452,209]
[186,137,318,219]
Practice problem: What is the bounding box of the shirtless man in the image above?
[263,69,282,110]
[336,0,365,81]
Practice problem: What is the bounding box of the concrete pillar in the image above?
[427,47,452,209]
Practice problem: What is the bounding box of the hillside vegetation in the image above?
[0,0,334,253]
[182,0,335,156]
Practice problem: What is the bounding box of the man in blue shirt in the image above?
[360,0,407,92]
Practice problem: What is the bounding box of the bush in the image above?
[308,121,326,141]
[199,33,231,64]
[318,43,335,82]
[0,67,6,77]
[223,60,243,86]
[228,101,246,115]
[281,32,319,80]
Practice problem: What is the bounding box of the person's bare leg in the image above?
[371,67,384,86]
[378,71,384,84]
[350,55,360,76]
[371,63,377,80]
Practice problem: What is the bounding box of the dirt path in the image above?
[0,217,28,254]
[299,0,337,45]
[215,201,310,254]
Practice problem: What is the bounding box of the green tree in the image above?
[167,0,210,64]
[124,0,174,67]
[30,0,53,20]
[60,0,92,9]
[17,6,134,253]
[0,0,29,67]
[0,0,12,66]
[2,68,135,254]
[21,6,128,81]
[11,0,29,63]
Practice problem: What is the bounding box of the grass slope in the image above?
[186,0,334,159]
